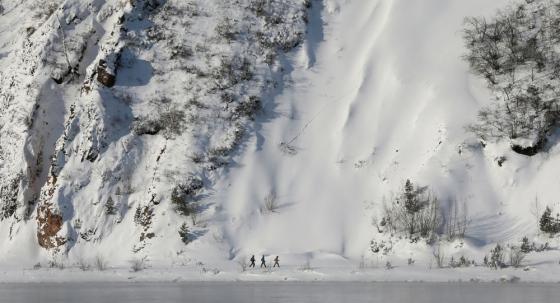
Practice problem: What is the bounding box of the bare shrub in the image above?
[215,17,237,40]
[95,255,108,271]
[130,256,148,272]
[132,107,186,139]
[359,255,367,269]
[160,107,186,139]
[279,142,298,156]
[299,259,313,271]
[235,96,261,119]
[132,117,163,136]
[262,190,279,213]
[48,259,65,270]
[509,246,526,268]
[190,212,200,226]
[449,255,475,268]
[237,258,248,272]
[77,257,91,271]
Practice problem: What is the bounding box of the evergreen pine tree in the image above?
[404,179,420,214]
[179,223,190,244]
[105,196,117,215]
[489,244,504,269]
[540,206,553,234]
[520,236,532,253]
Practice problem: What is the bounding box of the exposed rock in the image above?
[36,204,65,249]
[511,139,546,156]
[97,60,116,87]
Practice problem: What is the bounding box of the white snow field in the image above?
[1,0,560,282]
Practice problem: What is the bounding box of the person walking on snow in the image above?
[249,255,256,268]
[273,256,280,268]
[260,255,267,268]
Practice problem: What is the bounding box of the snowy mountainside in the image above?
[215,0,560,265]
[0,0,309,264]
[0,0,559,273]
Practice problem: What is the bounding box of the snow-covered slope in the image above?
[1,0,559,275]
[0,0,309,264]
[213,0,560,267]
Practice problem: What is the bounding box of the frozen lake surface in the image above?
[1,282,559,303]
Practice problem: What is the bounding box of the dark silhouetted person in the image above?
[249,255,256,268]
[260,255,267,268]
[273,256,280,267]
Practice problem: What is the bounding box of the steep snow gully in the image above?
[1,0,560,279]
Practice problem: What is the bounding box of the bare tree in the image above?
[444,199,470,241]
[262,190,279,213]
[463,2,560,155]
[433,244,446,268]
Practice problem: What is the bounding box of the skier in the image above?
[273,256,280,268]
[249,255,256,268]
[260,255,267,268]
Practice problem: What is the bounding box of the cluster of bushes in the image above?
[369,239,393,255]
[0,174,20,219]
[170,176,203,216]
[132,106,186,139]
[483,243,527,269]
[120,0,310,249]
[377,179,473,246]
[448,255,476,268]
[464,1,560,155]
[133,205,154,229]
[133,0,310,175]
[379,179,442,240]
[429,240,535,270]
[250,0,308,51]
[539,206,560,235]
[170,176,204,245]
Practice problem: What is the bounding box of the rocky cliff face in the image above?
[0,0,309,261]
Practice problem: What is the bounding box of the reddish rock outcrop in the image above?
[36,176,66,249]
[36,204,65,249]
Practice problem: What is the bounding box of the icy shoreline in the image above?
[1,264,559,284]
